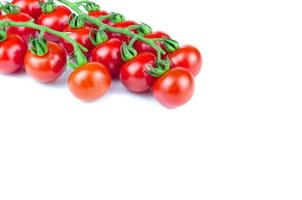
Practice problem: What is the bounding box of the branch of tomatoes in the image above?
[0,0,203,108]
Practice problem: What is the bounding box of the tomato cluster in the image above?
[0,0,203,109]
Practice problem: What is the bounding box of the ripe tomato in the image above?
[153,67,195,108]
[87,10,111,27]
[167,45,202,76]
[0,34,27,74]
[90,38,123,78]
[37,5,71,42]
[59,26,94,56]
[134,31,170,55]
[24,42,67,83]
[120,52,156,93]
[68,62,112,101]
[0,12,35,42]
[12,0,44,21]
[107,21,138,42]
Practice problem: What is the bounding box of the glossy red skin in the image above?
[90,38,123,78]
[167,45,202,77]
[12,0,44,21]
[86,10,111,27]
[107,21,138,42]
[37,6,72,42]
[0,34,27,74]
[0,13,36,42]
[153,67,195,109]
[120,52,156,93]
[24,42,67,83]
[68,62,112,101]
[134,31,170,55]
[60,26,94,56]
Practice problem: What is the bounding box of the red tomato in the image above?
[12,0,44,21]
[59,26,94,56]
[153,67,195,108]
[68,62,112,101]
[37,5,71,42]
[120,52,156,93]
[90,38,123,78]
[0,13,35,42]
[0,34,27,74]
[107,21,138,42]
[24,41,67,83]
[87,10,111,27]
[134,31,170,55]
[167,45,202,76]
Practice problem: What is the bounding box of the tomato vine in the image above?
[0,0,202,108]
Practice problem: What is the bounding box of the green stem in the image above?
[97,15,110,21]
[75,0,90,6]
[156,50,162,63]
[128,35,137,48]
[57,0,165,55]
[39,29,45,38]
[151,38,166,42]
[0,19,88,68]
[126,24,141,31]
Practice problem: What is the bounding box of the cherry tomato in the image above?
[86,10,111,27]
[120,52,156,93]
[153,67,195,108]
[37,5,71,42]
[59,26,94,56]
[0,12,36,42]
[107,21,138,42]
[134,31,170,55]
[68,62,112,101]
[0,34,27,74]
[24,41,67,83]
[12,0,44,21]
[167,45,202,76]
[90,38,123,78]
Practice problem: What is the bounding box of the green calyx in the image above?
[29,36,49,56]
[0,2,20,14]
[163,38,180,53]
[137,23,152,36]
[41,0,57,13]
[121,42,138,62]
[68,49,87,69]
[68,14,86,29]
[89,28,108,45]
[146,59,170,78]
[109,12,125,24]
[0,30,7,42]
[81,1,100,12]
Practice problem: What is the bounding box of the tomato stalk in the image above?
[58,0,163,52]
[57,0,169,76]
[0,19,88,68]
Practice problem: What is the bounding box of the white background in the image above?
[0,0,302,199]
